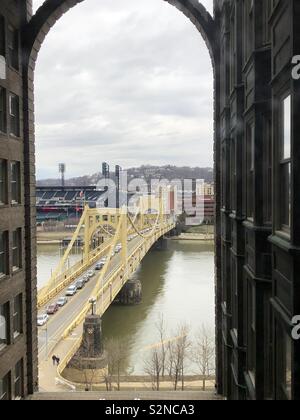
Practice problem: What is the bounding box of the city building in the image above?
[0,0,299,400]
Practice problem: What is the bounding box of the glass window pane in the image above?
[283,96,291,160]
[0,86,6,133]
[0,15,5,57]
[0,302,9,350]
[13,294,22,338]
[0,373,10,401]
[0,232,7,277]
[9,94,20,137]
[285,334,292,400]
[8,27,18,71]
[281,163,291,228]
[0,159,7,204]
[14,360,23,399]
[11,161,20,204]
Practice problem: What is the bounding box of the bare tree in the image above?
[192,326,215,391]
[104,337,129,391]
[144,347,163,391]
[167,324,191,391]
[156,314,167,377]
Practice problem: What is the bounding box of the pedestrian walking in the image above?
[52,355,56,366]
[56,357,60,366]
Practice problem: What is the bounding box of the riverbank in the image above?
[37,230,80,245]
[172,233,214,241]
[61,374,216,392]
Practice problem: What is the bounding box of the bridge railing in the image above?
[37,238,114,309]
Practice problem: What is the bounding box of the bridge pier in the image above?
[115,278,142,305]
[63,315,108,388]
[154,236,170,251]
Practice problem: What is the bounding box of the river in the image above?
[37,240,215,374]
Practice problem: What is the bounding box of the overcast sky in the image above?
[32,0,214,179]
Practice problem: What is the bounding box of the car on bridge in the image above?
[57,296,68,307]
[37,314,49,327]
[115,244,122,253]
[66,284,77,296]
[76,279,85,290]
[95,262,104,270]
[47,303,59,315]
[82,274,89,283]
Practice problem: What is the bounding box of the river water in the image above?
[37,240,215,374]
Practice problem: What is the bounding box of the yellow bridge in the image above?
[37,195,175,391]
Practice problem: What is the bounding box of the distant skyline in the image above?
[33,0,214,179]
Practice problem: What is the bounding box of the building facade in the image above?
[0,0,37,400]
[0,0,299,400]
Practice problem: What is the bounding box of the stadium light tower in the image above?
[59,163,66,189]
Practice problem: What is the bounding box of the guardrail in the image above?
[37,238,114,309]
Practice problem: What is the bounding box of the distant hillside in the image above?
[37,165,214,187]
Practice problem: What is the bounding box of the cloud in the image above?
[32,0,214,179]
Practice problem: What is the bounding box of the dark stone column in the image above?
[154,237,170,250]
[81,315,104,357]
[117,279,142,305]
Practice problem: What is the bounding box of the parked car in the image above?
[57,297,68,307]
[66,285,77,296]
[76,279,85,290]
[87,270,94,278]
[37,314,49,327]
[100,256,107,264]
[47,303,59,315]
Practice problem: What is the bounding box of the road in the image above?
[38,235,143,361]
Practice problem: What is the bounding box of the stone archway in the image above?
[21,0,222,394]
[23,0,217,69]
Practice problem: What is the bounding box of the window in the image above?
[244,0,254,63]
[9,93,20,137]
[246,123,255,219]
[13,294,22,339]
[0,232,8,277]
[0,15,5,57]
[8,26,18,70]
[263,116,272,223]
[11,161,20,204]
[230,9,236,92]
[0,302,9,350]
[0,159,7,204]
[0,372,10,401]
[12,229,21,272]
[248,282,256,385]
[285,334,292,400]
[279,95,291,231]
[0,86,6,133]
[277,324,292,400]
[230,138,236,211]
[14,360,23,399]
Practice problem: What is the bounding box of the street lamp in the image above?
[89,297,96,315]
